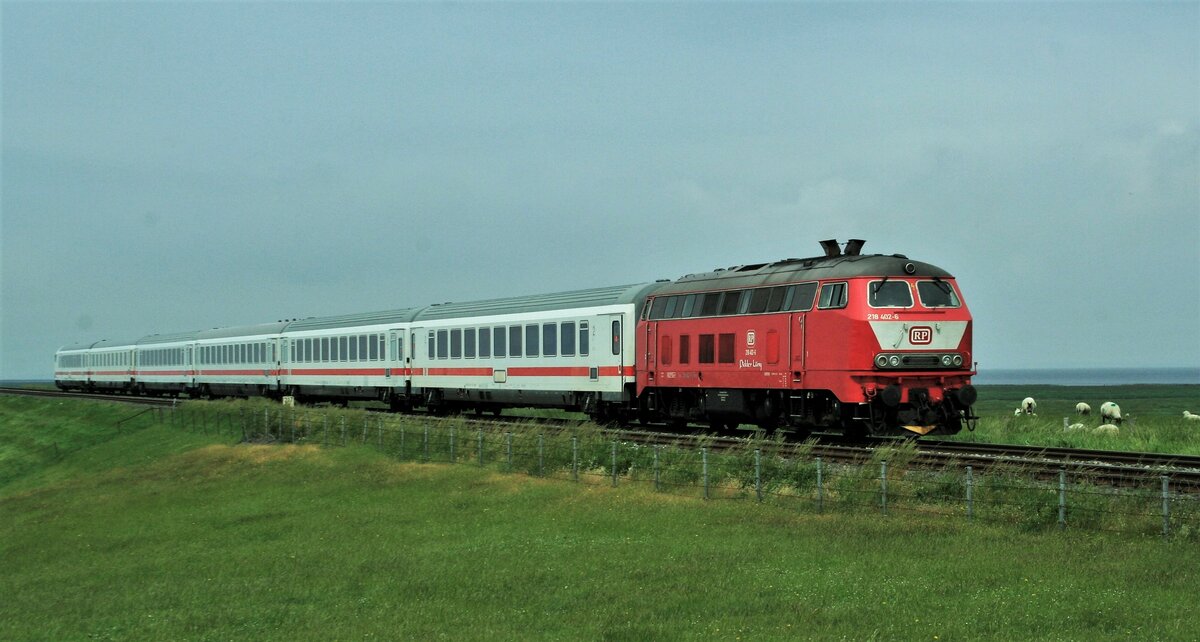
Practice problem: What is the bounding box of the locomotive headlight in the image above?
[941,354,953,367]
[952,354,963,367]
[888,355,901,367]
[875,354,889,368]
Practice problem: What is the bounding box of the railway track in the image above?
[6,387,1199,485]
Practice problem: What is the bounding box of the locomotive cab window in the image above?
[817,282,848,309]
[917,280,961,308]
[868,280,913,308]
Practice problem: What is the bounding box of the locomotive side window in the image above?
[720,291,744,315]
[817,283,848,309]
[661,335,672,365]
[650,297,669,320]
[663,296,680,318]
[718,333,735,364]
[698,334,715,363]
[787,283,818,311]
[680,294,697,318]
[868,281,913,308]
[917,280,961,308]
[679,334,690,364]
[747,288,772,314]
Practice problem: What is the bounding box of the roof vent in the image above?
[819,239,841,257]
[844,239,866,256]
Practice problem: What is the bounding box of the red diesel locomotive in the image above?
[634,239,977,436]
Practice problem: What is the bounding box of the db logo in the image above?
[909,326,933,345]
[746,330,756,346]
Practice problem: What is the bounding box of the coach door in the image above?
[609,315,625,387]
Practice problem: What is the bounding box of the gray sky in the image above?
[3,2,1198,379]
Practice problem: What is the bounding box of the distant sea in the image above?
[973,368,1200,386]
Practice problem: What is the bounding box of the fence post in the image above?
[653,446,661,492]
[880,460,889,516]
[362,418,367,444]
[1062,417,1068,430]
[1162,475,1171,540]
[611,441,618,487]
[241,409,247,442]
[816,456,824,513]
[702,447,709,500]
[263,409,268,437]
[278,410,283,439]
[378,417,384,449]
[399,423,406,458]
[424,426,430,462]
[966,465,974,522]
[1058,468,1067,530]
[755,449,763,502]
[323,416,328,446]
[450,426,456,463]
[340,417,347,446]
[479,430,485,466]
[571,437,579,481]
[538,434,544,477]
[291,413,296,444]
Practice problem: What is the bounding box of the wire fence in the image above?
[163,402,1200,540]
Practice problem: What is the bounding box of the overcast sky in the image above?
[2,2,1198,379]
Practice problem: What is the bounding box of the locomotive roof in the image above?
[411,283,665,322]
[655,253,953,295]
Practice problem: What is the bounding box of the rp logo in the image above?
[909,326,932,345]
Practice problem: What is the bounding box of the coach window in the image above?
[817,282,848,310]
[493,327,506,358]
[464,327,476,359]
[525,324,539,358]
[579,321,589,356]
[611,320,621,355]
[679,334,691,364]
[718,333,735,364]
[428,332,435,360]
[324,337,333,362]
[332,338,341,362]
[509,326,522,358]
[437,330,449,359]
[699,334,715,364]
[868,280,913,308]
[788,283,818,311]
[561,321,575,356]
[478,328,491,358]
[542,323,557,357]
[451,329,462,359]
[378,335,386,362]
[348,335,359,361]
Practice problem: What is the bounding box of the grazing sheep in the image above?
[1020,397,1037,415]
[1093,424,1119,436]
[1014,408,1023,416]
[1184,411,1200,422]
[1100,401,1123,425]
[1076,402,1091,416]
[1066,423,1088,432]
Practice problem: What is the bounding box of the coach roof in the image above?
[282,309,422,333]
[412,283,666,322]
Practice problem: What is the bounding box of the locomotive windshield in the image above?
[917,280,961,308]
[868,280,913,308]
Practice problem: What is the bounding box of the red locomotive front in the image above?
[635,239,976,437]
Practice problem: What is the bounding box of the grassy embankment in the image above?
[3,395,1200,640]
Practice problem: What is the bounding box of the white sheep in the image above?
[1100,401,1123,425]
[1184,411,1200,422]
[1066,423,1087,432]
[1075,402,1091,416]
[1014,408,1023,416]
[1020,397,1037,416]
[1093,424,1119,436]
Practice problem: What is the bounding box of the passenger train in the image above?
[55,240,977,436]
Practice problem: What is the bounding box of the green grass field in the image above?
[3,394,1200,640]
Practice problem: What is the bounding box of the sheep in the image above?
[1014,408,1023,416]
[1093,424,1119,436]
[1075,402,1091,416]
[1017,397,1037,417]
[1066,423,1088,432]
[1100,401,1123,425]
[1184,411,1200,422]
